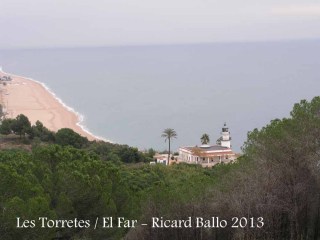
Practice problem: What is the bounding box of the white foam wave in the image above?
[0,68,110,142]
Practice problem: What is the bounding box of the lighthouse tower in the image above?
[221,123,231,148]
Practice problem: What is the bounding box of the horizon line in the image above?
[0,37,319,51]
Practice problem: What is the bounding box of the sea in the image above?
[0,40,319,152]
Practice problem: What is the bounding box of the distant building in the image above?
[178,123,236,167]
[150,153,178,165]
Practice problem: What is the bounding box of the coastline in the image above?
[0,70,105,141]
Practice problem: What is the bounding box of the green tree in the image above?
[0,118,13,135]
[146,148,156,158]
[55,128,88,148]
[161,128,177,165]
[11,114,31,138]
[30,120,55,142]
[200,133,210,145]
[240,96,320,239]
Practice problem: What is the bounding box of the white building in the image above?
[221,123,231,148]
[178,123,236,167]
[151,153,176,165]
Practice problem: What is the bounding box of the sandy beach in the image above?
[0,71,98,141]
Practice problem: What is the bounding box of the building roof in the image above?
[200,151,234,157]
[180,145,230,152]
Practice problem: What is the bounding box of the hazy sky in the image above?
[1,0,320,48]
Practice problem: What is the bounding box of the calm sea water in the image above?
[0,40,319,152]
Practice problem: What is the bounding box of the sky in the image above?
[0,0,320,49]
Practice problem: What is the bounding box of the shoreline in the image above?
[0,70,107,142]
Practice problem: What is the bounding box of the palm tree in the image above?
[161,128,177,165]
[200,133,210,145]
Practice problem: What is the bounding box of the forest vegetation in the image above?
[0,96,320,239]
